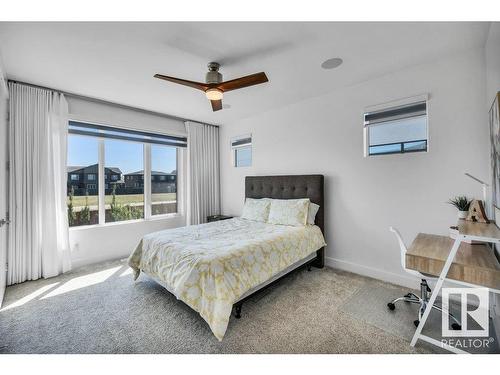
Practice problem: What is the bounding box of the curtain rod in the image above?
[8,79,219,127]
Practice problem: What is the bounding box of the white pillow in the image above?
[267,199,310,226]
[307,203,320,225]
[241,198,271,222]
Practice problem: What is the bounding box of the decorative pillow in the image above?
[267,199,310,226]
[307,203,320,225]
[241,198,271,222]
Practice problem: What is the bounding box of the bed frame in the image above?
[233,174,325,318]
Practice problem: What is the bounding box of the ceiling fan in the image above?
[154,62,268,112]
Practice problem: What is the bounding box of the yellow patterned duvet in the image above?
[128,218,326,340]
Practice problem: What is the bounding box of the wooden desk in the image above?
[457,220,500,242]
[409,221,500,354]
[406,233,500,289]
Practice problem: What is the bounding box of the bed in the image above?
[128,175,326,340]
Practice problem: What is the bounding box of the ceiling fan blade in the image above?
[216,72,268,92]
[211,99,223,112]
[154,74,209,91]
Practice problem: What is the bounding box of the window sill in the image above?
[68,213,183,231]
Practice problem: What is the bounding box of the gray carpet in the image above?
[0,259,490,354]
[341,279,499,354]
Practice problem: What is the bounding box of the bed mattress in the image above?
[128,217,326,340]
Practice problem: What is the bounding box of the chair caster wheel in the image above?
[414,320,419,327]
[234,304,242,319]
[451,323,461,330]
[387,302,395,310]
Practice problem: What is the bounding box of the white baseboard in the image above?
[325,256,419,289]
[325,256,494,293]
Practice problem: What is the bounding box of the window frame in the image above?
[363,94,429,157]
[67,119,184,230]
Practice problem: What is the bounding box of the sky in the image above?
[68,135,177,174]
[236,146,252,167]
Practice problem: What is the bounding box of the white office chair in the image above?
[388,227,461,329]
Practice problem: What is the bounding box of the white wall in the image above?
[485,23,500,102]
[67,97,187,268]
[485,21,500,341]
[69,215,185,269]
[220,48,490,288]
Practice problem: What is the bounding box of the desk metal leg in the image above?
[410,237,462,348]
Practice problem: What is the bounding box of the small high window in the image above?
[231,134,252,167]
[364,95,428,156]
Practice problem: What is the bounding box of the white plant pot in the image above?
[458,210,468,219]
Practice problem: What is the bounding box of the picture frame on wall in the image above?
[489,92,500,226]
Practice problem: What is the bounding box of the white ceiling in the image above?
[0,22,490,125]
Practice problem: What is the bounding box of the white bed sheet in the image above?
[128,217,326,340]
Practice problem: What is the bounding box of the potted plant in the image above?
[447,196,471,219]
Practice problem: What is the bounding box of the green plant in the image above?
[110,185,121,220]
[110,185,143,221]
[447,196,471,211]
[67,186,76,226]
[80,190,91,225]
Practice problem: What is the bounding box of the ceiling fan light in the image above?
[205,88,223,101]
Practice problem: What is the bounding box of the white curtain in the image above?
[185,121,220,225]
[8,82,71,285]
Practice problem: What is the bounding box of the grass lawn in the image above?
[69,193,176,207]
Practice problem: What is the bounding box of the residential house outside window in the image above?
[66,136,99,227]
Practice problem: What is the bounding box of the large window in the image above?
[67,121,186,227]
[364,97,428,156]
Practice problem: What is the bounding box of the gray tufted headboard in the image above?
[245,175,325,268]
